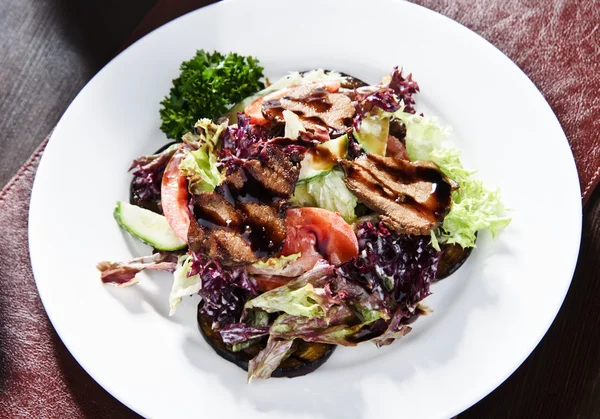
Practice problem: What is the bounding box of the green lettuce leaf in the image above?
[394,111,510,248]
[244,260,336,318]
[179,147,221,194]
[179,119,225,195]
[169,255,202,316]
[245,283,327,318]
[289,169,358,222]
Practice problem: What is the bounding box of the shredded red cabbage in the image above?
[189,251,258,325]
[337,221,440,308]
[353,67,420,128]
[220,113,270,172]
[388,67,419,113]
[129,144,178,206]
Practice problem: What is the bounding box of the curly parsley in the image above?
[159,50,265,140]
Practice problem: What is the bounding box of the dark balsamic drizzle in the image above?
[344,158,453,224]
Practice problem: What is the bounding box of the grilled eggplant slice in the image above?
[436,242,473,281]
[198,308,335,378]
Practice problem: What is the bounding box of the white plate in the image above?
[29,0,581,418]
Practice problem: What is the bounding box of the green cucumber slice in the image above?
[114,201,186,251]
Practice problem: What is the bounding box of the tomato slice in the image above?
[161,148,190,242]
[282,207,358,266]
[244,87,295,125]
[254,275,293,292]
[244,81,342,126]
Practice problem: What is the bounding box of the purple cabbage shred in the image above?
[353,67,420,128]
[129,144,179,208]
[337,221,440,308]
[189,251,258,325]
[220,113,270,172]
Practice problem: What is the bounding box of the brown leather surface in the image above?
[0,139,142,418]
[0,1,598,419]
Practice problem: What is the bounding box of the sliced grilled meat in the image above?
[340,153,455,235]
[243,145,299,198]
[238,202,287,254]
[262,84,355,132]
[221,167,246,193]
[188,217,257,264]
[207,229,258,264]
[193,192,242,228]
[189,144,299,264]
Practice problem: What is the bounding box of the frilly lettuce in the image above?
[179,119,224,194]
[244,260,336,318]
[186,118,226,149]
[169,254,202,315]
[290,170,358,222]
[394,111,510,248]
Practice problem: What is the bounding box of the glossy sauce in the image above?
[344,157,453,223]
[191,172,289,259]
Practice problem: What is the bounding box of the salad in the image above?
[97,50,510,381]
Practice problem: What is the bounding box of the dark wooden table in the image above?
[1,0,598,418]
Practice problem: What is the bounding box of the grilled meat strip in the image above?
[340,153,456,235]
[189,144,299,264]
[262,84,355,133]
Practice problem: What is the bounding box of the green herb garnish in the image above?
[159,50,265,140]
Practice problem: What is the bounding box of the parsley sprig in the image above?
[159,50,265,140]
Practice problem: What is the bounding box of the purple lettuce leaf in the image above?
[219,323,270,345]
[371,307,413,347]
[97,252,179,287]
[353,67,420,127]
[219,113,270,173]
[189,251,258,326]
[244,260,337,318]
[247,338,295,382]
[269,306,382,347]
[129,143,179,207]
[337,221,440,308]
[268,304,412,348]
[329,273,390,322]
[388,67,420,112]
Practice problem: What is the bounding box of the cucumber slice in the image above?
[297,168,331,185]
[114,201,186,251]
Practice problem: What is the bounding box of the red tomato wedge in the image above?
[282,207,358,266]
[254,275,293,292]
[245,87,295,125]
[244,81,342,126]
[161,148,190,242]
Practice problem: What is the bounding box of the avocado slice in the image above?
[353,114,390,156]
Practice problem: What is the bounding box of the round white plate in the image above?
[29,0,581,418]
